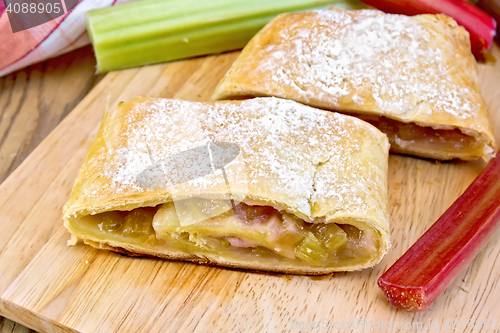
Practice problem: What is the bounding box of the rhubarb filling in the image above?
[74,198,379,267]
[354,114,486,158]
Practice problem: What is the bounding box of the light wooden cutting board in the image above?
[1,45,500,333]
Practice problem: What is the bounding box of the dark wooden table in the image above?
[0,45,104,333]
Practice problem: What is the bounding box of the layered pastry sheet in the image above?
[63,97,390,274]
[212,9,496,161]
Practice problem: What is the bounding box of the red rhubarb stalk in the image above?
[478,0,500,38]
[361,0,497,61]
[378,154,500,312]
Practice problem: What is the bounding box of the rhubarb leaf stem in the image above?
[86,0,355,72]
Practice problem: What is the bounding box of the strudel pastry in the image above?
[63,97,390,274]
[212,9,496,161]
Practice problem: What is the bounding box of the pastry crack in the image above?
[308,158,331,217]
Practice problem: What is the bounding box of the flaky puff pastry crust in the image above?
[63,97,390,274]
[212,9,495,161]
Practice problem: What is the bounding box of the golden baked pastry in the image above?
[212,9,495,161]
[63,97,390,274]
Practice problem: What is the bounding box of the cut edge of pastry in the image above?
[63,200,390,275]
[353,111,496,161]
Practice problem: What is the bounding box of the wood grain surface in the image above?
[0,44,499,333]
[0,45,104,184]
[0,45,104,333]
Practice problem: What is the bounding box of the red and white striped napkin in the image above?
[0,0,133,77]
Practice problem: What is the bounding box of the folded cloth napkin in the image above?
[0,0,132,77]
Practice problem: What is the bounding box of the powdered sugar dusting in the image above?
[251,9,479,120]
[83,97,387,222]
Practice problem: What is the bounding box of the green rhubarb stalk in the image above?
[86,0,365,72]
[294,232,329,264]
